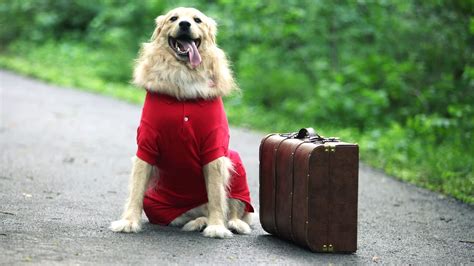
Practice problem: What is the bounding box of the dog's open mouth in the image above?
[168,36,202,68]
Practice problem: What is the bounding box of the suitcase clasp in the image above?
[324,143,336,152]
[322,244,334,252]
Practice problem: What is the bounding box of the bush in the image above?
[0,0,472,203]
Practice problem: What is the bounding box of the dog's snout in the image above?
[179,21,191,30]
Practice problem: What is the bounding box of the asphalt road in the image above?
[1,70,473,264]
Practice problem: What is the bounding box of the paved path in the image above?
[0,70,472,264]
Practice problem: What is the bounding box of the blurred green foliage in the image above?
[0,0,472,203]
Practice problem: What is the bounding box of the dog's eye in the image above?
[170,16,178,22]
[194,17,202,23]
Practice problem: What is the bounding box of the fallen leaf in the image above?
[22,193,32,198]
[440,217,452,222]
[372,256,381,263]
[63,157,75,163]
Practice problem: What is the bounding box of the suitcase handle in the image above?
[296,128,321,139]
[281,128,339,142]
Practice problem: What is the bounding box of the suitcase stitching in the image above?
[259,134,276,234]
[272,136,290,235]
[290,141,307,243]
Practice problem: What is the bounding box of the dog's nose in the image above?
[179,21,191,30]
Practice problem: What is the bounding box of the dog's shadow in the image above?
[135,222,359,262]
[140,222,183,235]
[254,234,361,263]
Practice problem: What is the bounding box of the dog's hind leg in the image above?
[227,198,251,235]
[180,205,209,231]
[202,156,233,238]
[182,216,208,232]
[169,204,209,232]
[110,156,152,233]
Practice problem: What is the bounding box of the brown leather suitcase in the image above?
[259,128,358,253]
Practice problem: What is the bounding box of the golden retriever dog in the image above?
[109,7,253,238]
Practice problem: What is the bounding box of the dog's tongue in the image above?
[178,40,201,68]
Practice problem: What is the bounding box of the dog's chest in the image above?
[158,102,202,142]
[155,99,216,140]
[144,94,228,163]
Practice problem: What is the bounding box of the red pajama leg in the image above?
[227,150,254,212]
[143,192,164,225]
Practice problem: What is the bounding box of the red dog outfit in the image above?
[137,92,253,225]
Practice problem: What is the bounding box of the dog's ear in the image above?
[150,15,166,41]
[206,17,218,44]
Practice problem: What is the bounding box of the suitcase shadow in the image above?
[257,234,358,257]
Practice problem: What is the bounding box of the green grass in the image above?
[0,41,145,103]
[1,40,472,204]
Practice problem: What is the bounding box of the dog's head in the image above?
[151,7,217,68]
[134,7,238,99]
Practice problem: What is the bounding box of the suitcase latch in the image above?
[324,143,336,152]
[322,244,334,252]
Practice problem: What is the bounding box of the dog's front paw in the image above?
[203,224,233,238]
[109,219,141,233]
[228,219,251,235]
[182,217,208,232]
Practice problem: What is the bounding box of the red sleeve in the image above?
[136,121,160,165]
[200,126,229,165]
